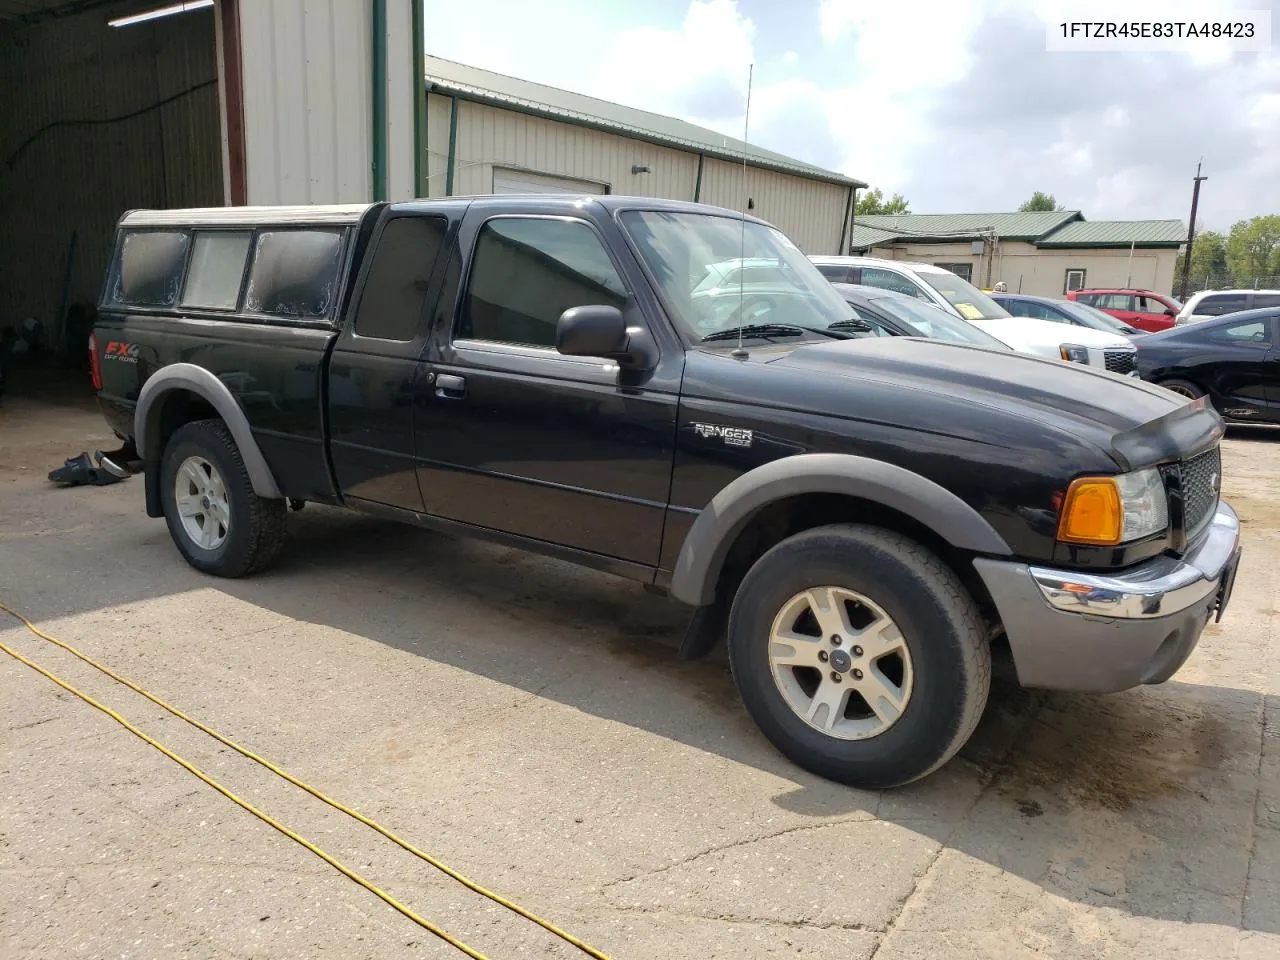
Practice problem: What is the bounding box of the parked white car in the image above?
[1174,289,1280,325]
[810,256,1137,374]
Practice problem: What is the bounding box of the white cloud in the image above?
[421,0,1279,226]
[601,0,755,113]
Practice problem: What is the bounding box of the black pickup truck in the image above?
[91,196,1242,788]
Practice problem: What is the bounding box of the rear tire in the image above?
[1158,378,1204,401]
[727,524,990,789]
[160,419,286,577]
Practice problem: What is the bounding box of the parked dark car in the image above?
[1135,306,1280,423]
[91,196,1241,790]
[993,293,1143,337]
[831,284,1011,349]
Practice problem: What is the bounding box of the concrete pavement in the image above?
[1,392,1276,959]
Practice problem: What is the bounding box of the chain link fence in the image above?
[1173,275,1280,297]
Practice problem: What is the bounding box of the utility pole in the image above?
[1178,160,1208,302]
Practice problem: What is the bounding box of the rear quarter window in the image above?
[109,231,190,306]
[245,229,345,320]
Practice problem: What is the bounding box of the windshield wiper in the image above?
[702,323,849,342]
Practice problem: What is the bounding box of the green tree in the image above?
[1018,191,1064,212]
[855,187,910,216]
[1225,215,1280,277]
[1188,229,1227,281]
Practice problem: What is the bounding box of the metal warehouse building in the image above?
[0,0,861,358]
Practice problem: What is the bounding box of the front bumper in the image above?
[973,501,1241,693]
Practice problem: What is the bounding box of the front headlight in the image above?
[1059,343,1091,364]
[1057,467,1169,546]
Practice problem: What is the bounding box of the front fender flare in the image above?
[135,363,282,500]
[669,453,1012,607]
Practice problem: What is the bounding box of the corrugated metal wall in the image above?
[423,94,848,254]
[426,94,699,202]
[238,0,374,204]
[0,7,222,345]
[699,158,849,254]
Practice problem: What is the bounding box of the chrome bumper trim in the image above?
[1029,501,1240,619]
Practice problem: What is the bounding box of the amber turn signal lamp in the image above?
[1056,477,1123,546]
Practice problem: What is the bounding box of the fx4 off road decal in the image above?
[692,423,753,448]
[103,341,139,363]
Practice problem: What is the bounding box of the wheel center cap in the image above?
[201,496,211,509]
[829,649,853,673]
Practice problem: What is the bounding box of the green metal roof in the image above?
[422,56,863,189]
[1036,219,1186,247]
[851,211,1081,243]
[847,224,910,249]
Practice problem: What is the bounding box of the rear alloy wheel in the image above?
[160,419,287,577]
[728,524,991,789]
[1159,379,1204,401]
[173,456,231,551]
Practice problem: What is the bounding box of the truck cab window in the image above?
[459,217,627,348]
[245,229,344,320]
[111,231,190,306]
[182,232,252,310]
[353,216,448,341]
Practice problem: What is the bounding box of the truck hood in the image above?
[969,316,1133,351]
[762,337,1221,469]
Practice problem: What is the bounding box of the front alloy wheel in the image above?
[769,587,914,740]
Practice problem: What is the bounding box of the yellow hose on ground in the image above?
[0,633,490,960]
[1,602,612,960]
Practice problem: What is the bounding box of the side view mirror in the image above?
[1165,308,1177,316]
[556,305,658,370]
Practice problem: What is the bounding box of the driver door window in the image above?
[459,217,628,348]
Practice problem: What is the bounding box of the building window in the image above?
[934,262,973,282]
[1064,268,1086,293]
[460,217,628,348]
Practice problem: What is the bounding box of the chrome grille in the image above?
[1103,349,1137,375]
[1180,446,1221,539]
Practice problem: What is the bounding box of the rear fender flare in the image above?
[668,453,1012,607]
[134,363,282,500]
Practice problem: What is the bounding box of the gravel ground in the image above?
[1,384,1277,960]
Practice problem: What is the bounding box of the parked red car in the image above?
[1066,289,1180,332]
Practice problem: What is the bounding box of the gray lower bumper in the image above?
[973,501,1241,693]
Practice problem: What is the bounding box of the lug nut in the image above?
[830,636,842,646]
[831,671,842,683]
[853,669,863,680]
[818,650,829,662]
[852,646,863,656]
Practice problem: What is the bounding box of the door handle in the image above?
[435,373,467,398]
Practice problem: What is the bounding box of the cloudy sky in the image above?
[422,0,1279,230]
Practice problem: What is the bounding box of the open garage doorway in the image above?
[0,0,225,408]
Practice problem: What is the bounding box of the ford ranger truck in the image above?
[91,197,1243,790]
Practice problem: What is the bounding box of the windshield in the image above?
[1059,300,1137,334]
[917,271,1010,321]
[620,211,853,339]
[872,295,1010,349]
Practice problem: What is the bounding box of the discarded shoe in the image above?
[48,451,127,487]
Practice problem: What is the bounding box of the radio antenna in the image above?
[731,63,754,360]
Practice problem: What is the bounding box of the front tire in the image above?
[727,524,990,789]
[1158,378,1204,401]
[160,419,286,577]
